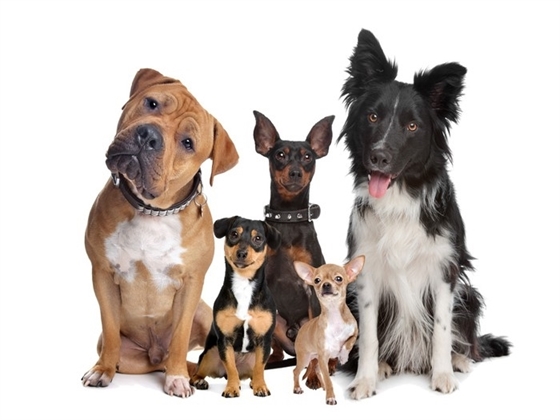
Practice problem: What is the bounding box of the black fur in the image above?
[338,29,511,381]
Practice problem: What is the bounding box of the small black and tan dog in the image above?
[191,216,281,398]
[252,111,334,387]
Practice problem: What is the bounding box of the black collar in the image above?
[112,170,202,216]
[264,204,321,223]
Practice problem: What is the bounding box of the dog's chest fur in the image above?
[352,182,456,372]
[105,213,184,291]
[231,273,256,352]
[323,309,355,358]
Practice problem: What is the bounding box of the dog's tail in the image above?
[266,357,297,370]
[477,333,512,359]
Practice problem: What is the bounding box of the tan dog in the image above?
[81,68,239,398]
[292,256,364,405]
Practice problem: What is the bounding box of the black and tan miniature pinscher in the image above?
[190,216,281,398]
[252,110,334,388]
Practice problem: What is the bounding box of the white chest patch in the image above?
[105,213,185,290]
[231,273,255,352]
[324,309,356,358]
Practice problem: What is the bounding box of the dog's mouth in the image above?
[321,290,339,297]
[233,260,255,269]
[368,171,397,199]
[280,180,307,193]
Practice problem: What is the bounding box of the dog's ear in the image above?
[213,216,238,238]
[413,62,467,129]
[129,68,179,98]
[341,29,398,105]
[293,261,316,286]
[209,118,239,186]
[263,223,282,251]
[306,115,335,159]
[344,255,365,283]
[253,111,280,157]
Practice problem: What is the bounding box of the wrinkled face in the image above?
[106,83,214,202]
[268,140,316,198]
[222,218,270,278]
[354,83,433,198]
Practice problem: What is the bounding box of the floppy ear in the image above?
[213,216,238,238]
[413,62,467,129]
[306,115,334,159]
[253,110,280,157]
[344,255,365,283]
[209,118,239,186]
[293,261,316,286]
[263,223,282,251]
[341,29,398,104]
[129,68,179,97]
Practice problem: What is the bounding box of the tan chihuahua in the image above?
[292,255,365,405]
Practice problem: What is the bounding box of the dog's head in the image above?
[338,29,466,199]
[294,255,364,304]
[214,216,281,279]
[105,68,239,207]
[253,111,334,199]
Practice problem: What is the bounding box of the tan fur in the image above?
[82,68,238,398]
[292,256,365,405]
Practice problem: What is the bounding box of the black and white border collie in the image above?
[338,29,511,399]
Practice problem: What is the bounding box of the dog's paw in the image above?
[294,386,303,394]
[326,397,337,405]
[348,377,377,400]
[452,353,472,373]
[81,365,115,387]
[305,373,322,390]
[378,361,393,380]
[190,378,209,390]
[222,385,241,398]
[164,375,194,398]
[251,383,271,397]
[431,371,458,394]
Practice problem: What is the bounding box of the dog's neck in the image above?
[112,170,202,217]
[265,185,320,223]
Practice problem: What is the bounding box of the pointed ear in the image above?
[344,255,365,282]
[253,110,280,156]
[293,261,316,286]
[306,115,334,159]
[341,29,398,104]
[263,223,282,251]
[209,118,239,186]
[413,62,467,127]
[129,68,179,97]
[213,216,238,238]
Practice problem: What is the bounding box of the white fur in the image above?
[105,213,184,290]
[324,303,356,361]
[349,181,458,399]
[231,273,255,352]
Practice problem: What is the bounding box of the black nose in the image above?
[289,167,302,180]
[370,149,392,169]
[136,124,163,151]
[236,248,248,260]
[322,282,332,292]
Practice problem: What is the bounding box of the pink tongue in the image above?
[369,172,391,198]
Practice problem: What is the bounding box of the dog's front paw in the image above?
[348,377,377,400]
[164,375,194,398]
[326,397,337,405]
[250,381,271,397]
[222,384,241,398]
[431,371,458,394]
[81,365,115,387]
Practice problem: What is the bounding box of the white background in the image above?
[1,1,559,419]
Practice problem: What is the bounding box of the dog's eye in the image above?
[182,138,194,151]
[253,235,263,245]
[276,151,286,161]
[407,122,418,132]
[303,153,312,161]
[368,113,378,123]
[314,278,321,284]
[229,230,238,239]
[145,98,159,110]
[335,276,343,283]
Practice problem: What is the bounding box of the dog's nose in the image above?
[370,149,392,169]
[236,248,248,260]
[289,167,302,180]
[136,124,163,151]
[322,282,332,293]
